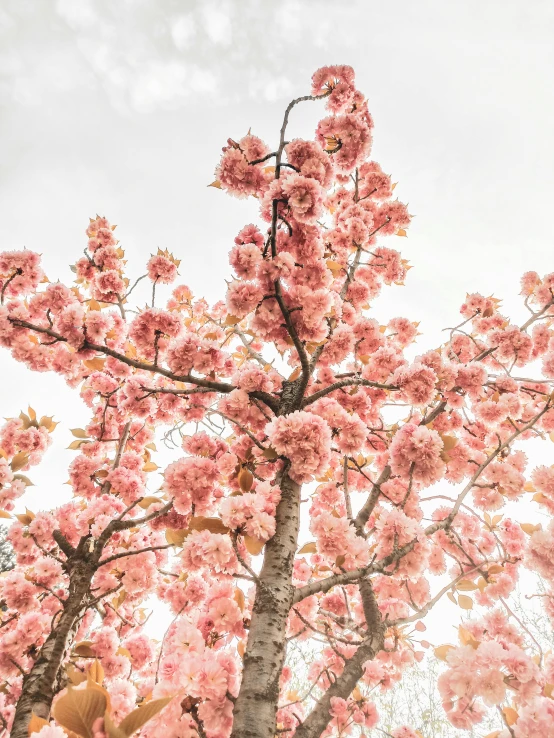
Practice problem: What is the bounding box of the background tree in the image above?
[1,65,554,738]
[0,526,15,573]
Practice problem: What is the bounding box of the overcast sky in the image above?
[1,0,554,647]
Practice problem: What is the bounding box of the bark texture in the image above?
[10,559,94,738]
[230,469,301,738]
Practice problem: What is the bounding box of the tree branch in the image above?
[302,378,397,408]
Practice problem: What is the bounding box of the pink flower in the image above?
[532,466,554,503]
[163,456,219,515]
[123,633,155,671]
[316,113,372,172]
[393,363,437,406]
[245,510,276,541]
[281,174,325,224]
[320,324,354,366]
[91,270,125,302]
[129,308,182,361]
[266,411,332,483]
[216,141,269,199]
[311,65,356,113]
[336,413,367,454]
[0,250,43,298]
[389,423,445,485]
[388,317,418,347]
[181,530,236,573]
[0,570,37,612]
[286,139,334,188]
[226,281,263,319]
[229,242,263,279]
[147,254,178,284]
[208,597,243,633]
[476,668,506,706]
[515,697,554,738]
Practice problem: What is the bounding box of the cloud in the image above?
[171,14,196,51]
[0,0,344,114]
[200,1,232,46]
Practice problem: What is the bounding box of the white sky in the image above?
[1,0,554,663]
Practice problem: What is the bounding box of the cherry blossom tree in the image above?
[2,65,554,738]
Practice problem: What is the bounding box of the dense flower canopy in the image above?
[1,64,554,738]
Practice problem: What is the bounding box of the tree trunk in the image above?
[293,580,385,738]
[292,640,378,738]
[10,560,94,738]
[230,470,301,738]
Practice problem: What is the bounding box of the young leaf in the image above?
[28,713,49,734]
[238,467,254,492]
[73,641,97,659]
[456,580,478,591]
[298,542,317,555]
[66,664,87,686]
[165,529,188,547]
[118,696,174,737]
[52,684,108,737]
[234,587,245,611]
[138,496,162,509]
[87,659,105,685]
[15,511,35,526]
[68,440,89,451]
[188,517,230,535]
[83,358,106,372]
[244,535,264,556]
[502,707,518,726]
[10,452,30,472]
[104,712,128,738]
[447,590,457,605]
[440,434,458,450]
[434,644,454,661]
[262,447,278,461]
[458,594,473,610]
[39,416,58,432]
[458,625,479,649]
[520,522,540,535]
[13,474,34,486]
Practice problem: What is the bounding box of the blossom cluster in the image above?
[1,64,554,738]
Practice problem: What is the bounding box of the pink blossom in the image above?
[181,530,236,573]
[226,280,263,318]
[266,411,332,483]
[393,363,437,406]
[281,174,325,224]
[0,250,43,299]
[311,65,356,113]
[216,145,269,199]
[316,113,372,172]
[163,456,219,515]
[147,254,178,284]
[389,423,445,485]
[129,308,182,361]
